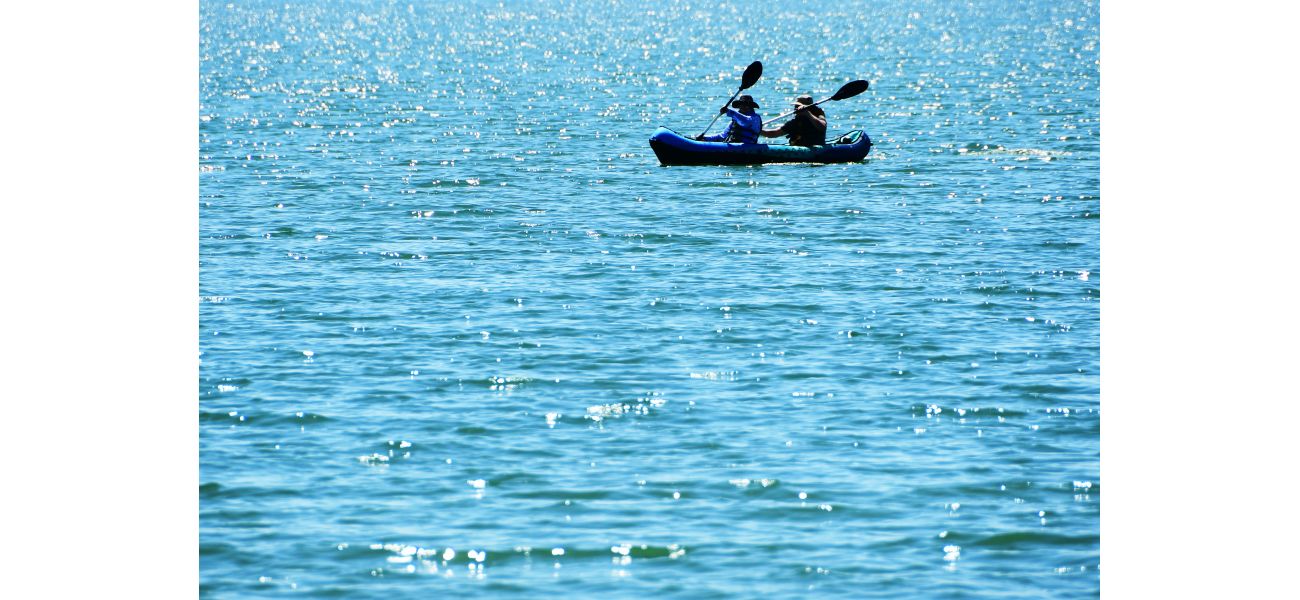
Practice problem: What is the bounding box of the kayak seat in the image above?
[832,131,862,145]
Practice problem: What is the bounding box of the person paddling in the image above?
[695,95,763,144]
[761,95,826,146]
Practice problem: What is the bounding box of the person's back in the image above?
[787,105,826,146]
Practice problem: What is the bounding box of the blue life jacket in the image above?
[722,109,762,144]
[702,109,762,144]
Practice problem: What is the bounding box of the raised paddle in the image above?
[764,79,870,124]
[698,60,763,138]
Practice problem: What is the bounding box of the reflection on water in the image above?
[200,0,1099,597]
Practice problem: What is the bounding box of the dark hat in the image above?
[731,94,760,109]
[794,94,824,117]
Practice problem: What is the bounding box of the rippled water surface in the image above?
[200,0,1099,596]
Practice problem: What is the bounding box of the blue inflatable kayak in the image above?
[648,126,872,166]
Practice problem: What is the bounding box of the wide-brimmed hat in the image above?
[794,95,814,106]
[731,94,760,109]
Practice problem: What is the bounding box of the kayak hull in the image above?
[648,126,872,166]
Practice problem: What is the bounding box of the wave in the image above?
[969,531,1099,549]
[198,411,331,426]
[336,541,690,566]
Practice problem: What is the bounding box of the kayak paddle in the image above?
[698,60,763,138]
[764,79,870,124]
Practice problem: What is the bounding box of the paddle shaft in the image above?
[764,80,869,125]
[765,98,833,125]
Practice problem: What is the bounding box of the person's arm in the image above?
[803,107,827,129]
[760,119,789,137]
[795,107,826,129]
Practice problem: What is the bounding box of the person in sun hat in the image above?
[695,94,763,144]
[761,94,827,146]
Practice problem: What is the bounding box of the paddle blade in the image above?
[739,61,763,90]
[830,79,869,101]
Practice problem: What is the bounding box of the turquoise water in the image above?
[199,0,1099,596]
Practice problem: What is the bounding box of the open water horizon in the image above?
[200,0,1099,596]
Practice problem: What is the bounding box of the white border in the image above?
[5,1,196,595]
[1105,1,1299,596]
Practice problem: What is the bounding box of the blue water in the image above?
[200,0,1099,596]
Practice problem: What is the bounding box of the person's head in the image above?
[732,95,760,113]
[794,94,824,117]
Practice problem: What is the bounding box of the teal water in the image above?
[200,0,1099,596]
